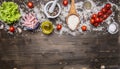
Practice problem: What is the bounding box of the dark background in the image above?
[0,0,120,69]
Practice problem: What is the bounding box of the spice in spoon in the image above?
[67,15,79,31]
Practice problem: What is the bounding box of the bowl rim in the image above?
[44,1,61,18]
[83,0,93,11]
[41,21,54,34]
[107,22,119,34]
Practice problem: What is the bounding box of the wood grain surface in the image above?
[0,0,120,69]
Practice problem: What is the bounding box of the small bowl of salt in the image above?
[107,23,119,34]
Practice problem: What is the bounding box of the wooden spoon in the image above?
[66,0,80,31]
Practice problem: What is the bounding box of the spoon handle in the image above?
[49,0,59,13]
[69,0,77,14]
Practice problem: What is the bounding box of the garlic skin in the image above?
[17,27,22,34]
[0,23,4,29]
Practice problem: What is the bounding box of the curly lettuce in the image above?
[0,2,21,24]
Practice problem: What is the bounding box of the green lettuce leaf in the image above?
[0,2,21,24]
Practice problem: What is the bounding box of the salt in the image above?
[109,24,116,32]
[108,23,118,34]
[68,15,79,31]
[0,23,4,29]
[18,0,119,35]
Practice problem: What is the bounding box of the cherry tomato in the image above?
[90,18,95,25]
[81,25,87,31]
[105,3,111,10]
[107,9,112,16]
[63,0,68,6]
[92,14,97,19]
[27,2,34,8]
[101,8,107,14]
[56,24,62,30]
[93,23,99,27]
[98,12,103,17]
[103,14,108,20]
[95,17,100,23]
[99,18,103,23]
[9,26,15,32]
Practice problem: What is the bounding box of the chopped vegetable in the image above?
[0,2,21,24]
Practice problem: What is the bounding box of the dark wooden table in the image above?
[0,0,120,69]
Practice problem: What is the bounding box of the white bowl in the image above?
[107,23,119,34]
[44,1,61,18]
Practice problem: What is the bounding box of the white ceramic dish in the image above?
[107,23,119,34]
[44,1,61,18]
[83,1,92,10]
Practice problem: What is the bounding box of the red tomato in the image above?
[90,18,95,25]
[27,2,34,8]
[98,12,103,17]
[99,18,103,23]
[103,14,108,20]
[81,25,87,31]
[107,9,112,16]
[101,8,107,14]
[57,24,62,30]
[9,26,15,32]
[95,17,100,23]
[105,3,111,10]
[93,23,99,27]
[92,14,97,19]
[63,0,68,6]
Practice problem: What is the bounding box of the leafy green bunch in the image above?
[0,2,21,24]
